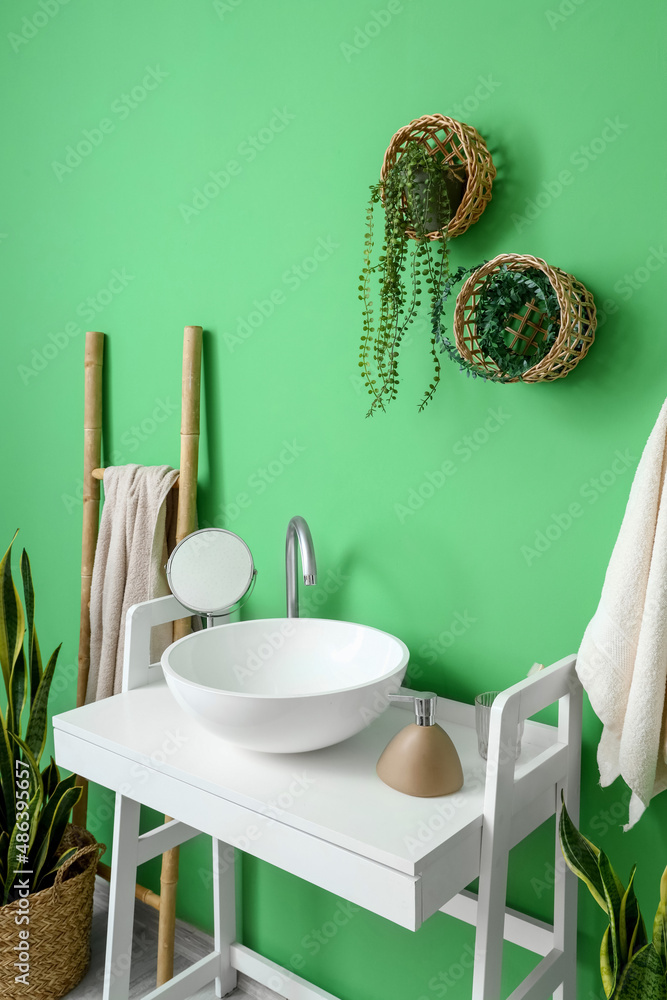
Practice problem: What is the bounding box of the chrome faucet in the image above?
[285,516,317,618]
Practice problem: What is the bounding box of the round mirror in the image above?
[167,528,256,619]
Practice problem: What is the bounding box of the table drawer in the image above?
[56,730,424,930]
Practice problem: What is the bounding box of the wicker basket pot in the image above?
[381,114,496,240]
[0,826,103,1000]
[453,254,597,382]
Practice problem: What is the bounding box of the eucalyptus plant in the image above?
[359,142,461,416]
[0,532,81,905]
[560,800,667,999]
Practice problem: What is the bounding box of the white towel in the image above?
[86,464,179,702]
[577,399,667,829]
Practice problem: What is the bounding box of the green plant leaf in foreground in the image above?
[620,867,647,964]
[24,643,61,761]
[0,531,25,693]
[601,925,616,999]
[559,799,607,912]
[653,866,667,964]
[598,849,625,993]
[20,549,42,700]
[612,943,667,999]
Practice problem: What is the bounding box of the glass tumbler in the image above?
[475,691,524,761]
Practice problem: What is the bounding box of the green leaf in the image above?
[20,549,42,701]
[3,778,42,905]
[8,645,27,736]
[559,799,607,912]
[24,643,61,762]
[33,785,81,893]
[31,771,78,885]
[652,866,667,965]
[41,757,60,801]
[601,925,616,998]
[613,943,667,999]
[621,866,647,964]
[37,845,78,890]
[599,849,625,988]
[0,709,16,833]
[0,531,26,694]
[10,733,44,835]
[630,910,649,961]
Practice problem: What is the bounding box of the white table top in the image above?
[54,681,556,876]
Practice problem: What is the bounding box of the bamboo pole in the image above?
[97,863,161,911]
[73,331,104,829]
[156,325,202,988]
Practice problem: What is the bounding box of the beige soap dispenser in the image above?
[377,692,464,797]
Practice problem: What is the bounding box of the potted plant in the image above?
[560,800,667,999]
[435,254,596,383]
[0,532,102,1000]
[359,141,465,416]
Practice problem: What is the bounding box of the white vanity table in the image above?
[53,595,582,1000]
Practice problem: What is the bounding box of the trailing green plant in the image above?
[434,263,561,381]
[359,142,460,416]
[0,532,81,906]
[560,799,667,999]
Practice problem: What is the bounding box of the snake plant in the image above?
[560,800,667,998]
[0,531,81,905]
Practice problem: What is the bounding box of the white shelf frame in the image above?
[67,596,582,1000]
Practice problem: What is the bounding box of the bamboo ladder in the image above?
[72,326,203,988]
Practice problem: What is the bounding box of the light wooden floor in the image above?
[67,877,276,999]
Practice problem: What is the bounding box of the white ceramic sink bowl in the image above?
[161,618,409,753]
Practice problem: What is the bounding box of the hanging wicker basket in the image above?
[380,114,496,240]
[0,825,104,1000]
[452,253,597,382]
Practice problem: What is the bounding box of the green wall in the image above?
[2,0,666,996]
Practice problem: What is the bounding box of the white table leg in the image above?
[554,682,582,1000]
[103,795,141,1000]
[213,839,238,998]
[472,699,521,1000]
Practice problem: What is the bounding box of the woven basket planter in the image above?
[380,114,496,240]
[0,825,104,1000]
[453,254,597,382]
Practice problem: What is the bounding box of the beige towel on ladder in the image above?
[577,398,667,829]
[86,464,180,702]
